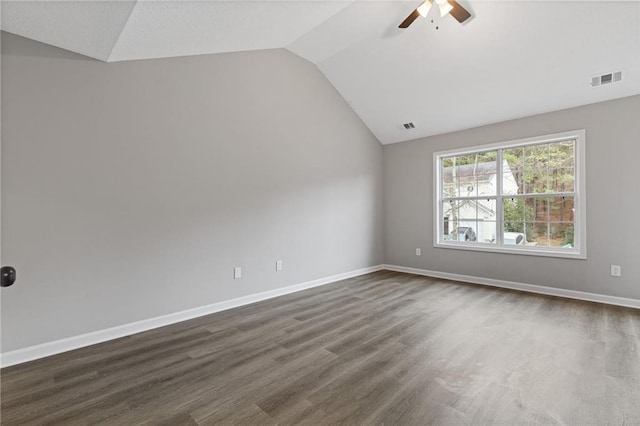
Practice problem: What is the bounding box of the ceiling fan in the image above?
[399,0,471,28]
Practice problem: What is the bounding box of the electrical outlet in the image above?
[416,248,421,256]
[610,265,621,277]
[276,260,283,271]
[234,267,242,279]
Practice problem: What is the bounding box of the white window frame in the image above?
[433,130,586,259]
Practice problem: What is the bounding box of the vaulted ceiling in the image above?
[2,1,640,144]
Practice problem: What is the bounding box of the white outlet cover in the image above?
[276,261,283,271]
[234,267,242,279]
[416,248,421,256]
[610,265,621,277]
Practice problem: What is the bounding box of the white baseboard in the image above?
[384,264,640,310]
[0,265,384,368]
[5,263,636,368]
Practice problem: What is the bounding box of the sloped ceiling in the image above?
[1,0,137,61]
[2,1,640,144]
[291,1,640,143]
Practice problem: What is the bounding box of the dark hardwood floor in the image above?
[2,271,640,425]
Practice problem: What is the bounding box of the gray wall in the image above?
[1,33,383,352]
[384,95,640,300]
[2,31,639,356]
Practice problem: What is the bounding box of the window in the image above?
[434,130,586,259]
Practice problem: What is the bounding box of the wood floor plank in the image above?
[2,271,640,425]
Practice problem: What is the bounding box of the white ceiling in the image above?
[2,1,640,144]
[1,0,137,61]
[108,1,355,61]
[293,1,640,143]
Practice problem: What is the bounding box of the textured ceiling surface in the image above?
[292,1,640,143]
[2,1,640,144]
[1,0,137,61]
[108,1,355,62]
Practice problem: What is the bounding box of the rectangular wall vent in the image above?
[402,122,416,130]
[591,70,622,87]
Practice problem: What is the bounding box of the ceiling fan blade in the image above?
[448,0,471,23]
[399,9,420,28]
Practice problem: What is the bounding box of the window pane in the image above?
[525,197,549,223]
[502,147,524,195]
[549,196,574,223]
[502,228,527,245]
[453,221,479,242]
[502,198,527,244]
[476,198,497,222]
[528,222,549,247]
[442,200,458,221]
[441,151,498,198]
[503,197,539,243]
[481,221,497,244]
[549,167,574,193]
[522,140,575,194]
[457,200,478,240]
[524,144,549,194]
[551,140,575,168]
[550,223,574,248]
[504,196,536,221]
[441,158,457,198]
[503,197,525,225]
[441,200,459,240]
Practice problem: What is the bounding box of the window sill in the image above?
[434,241,586,260]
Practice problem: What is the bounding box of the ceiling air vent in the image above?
[402,122,416,130]
[591,71,622,87]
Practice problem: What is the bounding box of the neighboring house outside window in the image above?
[434,130,586,259]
